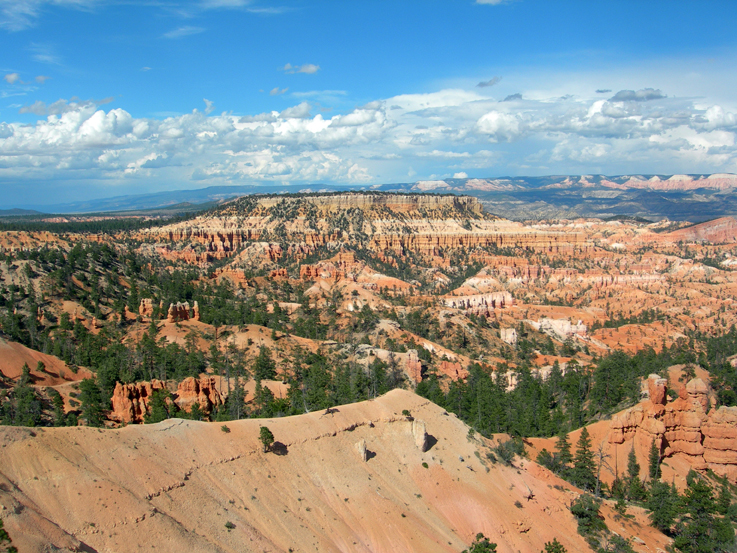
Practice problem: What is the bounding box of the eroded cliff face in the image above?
[110,376,223,424]
[135,193,593,266]
[609,374,737,480]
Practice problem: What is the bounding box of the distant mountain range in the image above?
[7,173,737,221]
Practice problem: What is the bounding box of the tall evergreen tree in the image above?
[648,439,661,480]
[626,445,647,501]
[554,433,573,478]
[674,472,734,553]
[78,378,104,427]
[647,480,678,533]
[571,427,597,491]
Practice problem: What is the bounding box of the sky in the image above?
[1,0,737,207]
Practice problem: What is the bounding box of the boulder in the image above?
[647,374,668,405]
[412,419,429,452]
[356,439,368,462]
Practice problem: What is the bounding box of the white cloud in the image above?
[270,87,288,96]
[0,0,100,31]
[453,172,468,178]
[203,98,215,114]
[3,72,19,84]
[2,79,737,196]
[281,63,320,75]
[35,75,50,83]
[163,26,205,39]
[475,0,509,4]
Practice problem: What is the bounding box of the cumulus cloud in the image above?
[453,172,468,178]
[2,84,737,194]
[610,88,665,102]
[3,73,20,84]
[279,101,312,119]
[163,26,205,39]
[281,63,320,74]
[477,76,501,88]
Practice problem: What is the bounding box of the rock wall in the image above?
[167,301,200,323]
[110,380,167,424]
[609,374,737,480]
[110,375,223,424]
[443,292,514,314]
[174,375,223,414]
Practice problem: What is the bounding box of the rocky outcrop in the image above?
[412,419,429,452]
[138,193,593,266]
[356,439,368,462]
[702,407,737,478]
[443,292,514,314]
[110,380,167,424]
[174,375,223,414]
[167,301,200,323]
[527,318,587,342]
[405,349,423,384]
[609,374,737,481]
[110,376,222,424]
[139,299,165,318]
[500,328,517,346]
[438,360,468,380]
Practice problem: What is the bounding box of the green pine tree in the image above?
[79,378,104,427]
[674,472,735,553]
[145,389,172,424]
[571,427,596,491]
[554,432,573,477]
[648,439,661,480]
[462,533,497,553]
[259,425,274,453]
[542,538,567,553]
[626,445,647,501]
[647,480,677,533]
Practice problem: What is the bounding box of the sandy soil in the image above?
[0,389,670,553]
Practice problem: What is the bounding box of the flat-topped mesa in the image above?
[223,192,488,218]
[140,192,594,264]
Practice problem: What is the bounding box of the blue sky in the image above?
[1,0,737,207]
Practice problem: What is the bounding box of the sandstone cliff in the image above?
[609,374,737,480]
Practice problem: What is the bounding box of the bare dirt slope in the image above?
[0,390,666,553]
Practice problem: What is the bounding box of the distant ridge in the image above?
[8,173,737,221]
[0,208,46,216]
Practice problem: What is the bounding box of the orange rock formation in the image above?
[110,375,223,424]
[609,374,737,480]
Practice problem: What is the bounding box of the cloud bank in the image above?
[1,85,736,199]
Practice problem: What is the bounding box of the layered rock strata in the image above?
[110,375,223,424]
[609,374,737,480]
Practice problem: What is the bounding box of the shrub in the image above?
[259,426,275,453]
[570,494,606,536]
